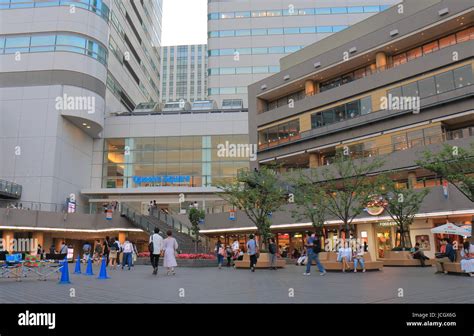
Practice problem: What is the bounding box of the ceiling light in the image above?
[86,126,91,129]
[82,123,87,126]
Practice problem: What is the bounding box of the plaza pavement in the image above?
[0,264,472,303]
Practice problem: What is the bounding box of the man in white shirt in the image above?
[149,228,164,275]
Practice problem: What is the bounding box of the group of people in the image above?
[436,238,473,276]
[149,228,179,276]
[82,236,137,271]
[214,238,244,269]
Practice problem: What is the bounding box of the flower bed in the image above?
[138,252,215,260]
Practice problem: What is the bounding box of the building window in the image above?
[418,77,436,98]
[453,65,474,88]
[435,71,455,94]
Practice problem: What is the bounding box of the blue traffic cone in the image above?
[74,255,82,274]
[58,259,71,284]
[97,257,110,280]
[85,257,94,276]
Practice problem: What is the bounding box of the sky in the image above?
[161,0,208,46]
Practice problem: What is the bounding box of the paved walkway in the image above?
[0,264,472,303]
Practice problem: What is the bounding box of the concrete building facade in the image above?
[207,0,400,108]
[160,44,207,103]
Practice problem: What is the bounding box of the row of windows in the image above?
[208,5,390,20]
[392,27,474,67]
[103,175,237,189]
[388,65,473,99]
[106,72,136,112]
[209,45,303,57]
[208,65,280,76]
[0,0,110,21]
[311,97,373,129]
[258,120,300,149]
[0,32,107,65]
[208,25,348,38]
[208,87,247,95]
[105,135,249,152]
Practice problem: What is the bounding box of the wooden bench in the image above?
[377,251,435,267]
[234,253,286,269]
[318,252,383,271]
[440,262,463,273]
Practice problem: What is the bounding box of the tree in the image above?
[188,207,205,253]
[417,143,474,242]
[319,151,385,238]
[417,143,474,201]
[217,167,288,249]
[290,169,328,236]
[381,179,429,249]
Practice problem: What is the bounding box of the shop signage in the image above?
[377,221,397,227]
[106,209,113,220]
[133,175,191,185]
[365,196,387,216]
[229,210,236,221]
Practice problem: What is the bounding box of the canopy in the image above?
[431,223,472,237]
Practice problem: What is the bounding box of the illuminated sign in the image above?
[133,175,191,185]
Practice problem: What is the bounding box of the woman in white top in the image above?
[460,241,474,276]
[163,230,179,275]
[337,244,352,272]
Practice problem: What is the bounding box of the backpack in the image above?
[312,238,321,253]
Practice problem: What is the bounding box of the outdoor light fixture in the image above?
[314,61,321,68]
[438,8,449,16]
[390,29,399,37]
[283,74,290,80]
[261,84,267,90]
[349,47,357,53]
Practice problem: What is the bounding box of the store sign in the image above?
[377,221,397,227]
[442,181,449,199]
[229,209,236,221]
[365,196,387,216]
[106,210,113,220]
[133,175,191,185]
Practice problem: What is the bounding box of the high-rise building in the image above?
[207,0,401,108]
[160,44,208,103]
[0,0,163,208]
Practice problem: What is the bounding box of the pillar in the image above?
[2,230,14,253]
[118,231,126,244]
[32,232,44,255]
[407,171,417,188]
[309,153,319,168]
[305,80,315,96]
[375,51,387,70]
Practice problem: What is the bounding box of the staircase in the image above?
[120,204,208,253]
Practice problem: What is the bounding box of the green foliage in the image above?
[381,177,429,248]
[289,169,328,235]
[416,143,474,201]
[319,151,386,236]
[216,167,288,242]
[188,207,205,252]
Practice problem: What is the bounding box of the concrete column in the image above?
[305,80,315,96]
[314,82,320,94]
[2,230,14,253]
[375,52,387,70]
[118,231,126,244]
[309,153,319,168]
[32,232,44,254]
[407,171,417,188]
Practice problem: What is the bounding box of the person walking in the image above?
[268,238,278,270]
[163,230,178,275]
[246,234,259,272]
[93,239,103,264]
[103,236,110,266]
[303,233,326,276]
[108,238,119,270]
[36,244,43,260]
[215,240,224,269]
[121,238,134,270]
[225,245,233,267]
[149,228,164,275]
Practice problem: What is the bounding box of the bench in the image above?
[318,252,383,271]
[377,251,435,267]
[234,253,286,269]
